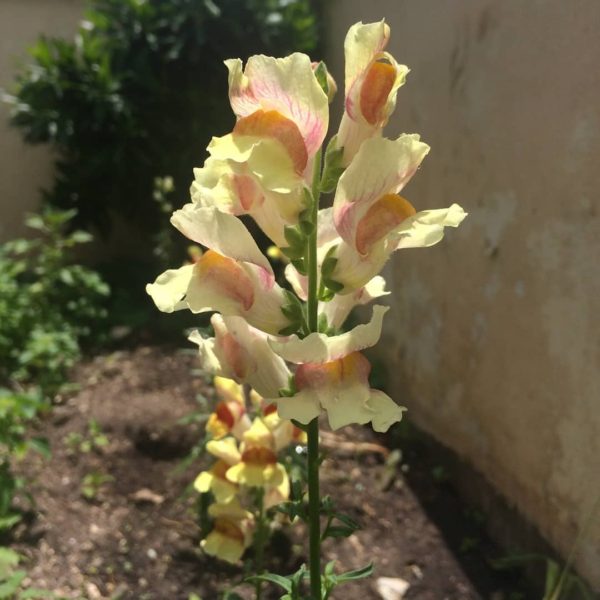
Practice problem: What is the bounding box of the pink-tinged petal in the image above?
[242,264,290,334]
[269,305,389,364]
[331,239,390,294]
[321,275,389,330]
[171,203,273,280]
[227,53,329,158]
[191,157,303,247]
[146,264,194,313]
[234,110,308,176]
[284,263,308,301]
[283,352,399,431]
[344,21,391,118]
[215,315,290,398]
[333,135,430,245]
[185,252,289,334]
[355,194,416,255]
[338,22,409,163]
[188,250,255,313]
[209,133,301,194]
[295,352,371,391]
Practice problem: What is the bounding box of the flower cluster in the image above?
[193,377,304,563]
[147,20,467,566]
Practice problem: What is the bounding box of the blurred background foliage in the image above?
[6,0,320,239]
[3,0,321,343]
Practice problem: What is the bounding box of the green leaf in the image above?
[320,136,345,194]
[281,246,305,260]
[284,226,305,249]
[0,569,26,598]
[246,573,292,593]
[27,437,51,458]
[0,514,21,531]
[321,255,337,279]
[322,277,344,293]
[278,324,301,336]
[0,547,20,578]
[544,558,561,596]
[20,588,54,599]
[335,562,374,583]
[313,61,329,96]
[290,258,307,276]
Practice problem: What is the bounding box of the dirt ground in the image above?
[8,346,528,600]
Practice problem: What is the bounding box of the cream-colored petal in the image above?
[321,383,374,431]
[321,275,389,330]
[146,264,194,313]
[330,240,390,294]
[171,203,272,276]
[269,305,389,364]
[188,330,223,375]
[393,204,468,249]
[344,21,390,101]
[209,134,300,193]
[275,390,321,425]
[333,135,430,245]
[228,53,329,158]
[367,390,406,432]
[284,263,308,300]
[241,264,290,335]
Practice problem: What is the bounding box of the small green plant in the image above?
[80,471,114,501]
[0,388,49,531]
[64,419,108,456]
[493,554,596,600]
[0,546,70,599]
[0,207,109,397]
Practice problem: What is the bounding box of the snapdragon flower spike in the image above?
[194,436,241,504]
[146,205,290,334]
[337,21,409,165]
[188,314,291,398]
[330,135,467,292]
[201,497,255,564]
[277,352,404,432]
[209,53,329,194]
[204,377,251,440]
[225,418,289,494]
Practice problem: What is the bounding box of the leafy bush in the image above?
[5,0,319,238]
[0,388,49,531]
[0,207,109,396]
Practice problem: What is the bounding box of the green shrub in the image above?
[0,387,49,530]
[5,0,319,239]
[0,207,109,396]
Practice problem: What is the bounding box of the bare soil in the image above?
[8,346,526,600]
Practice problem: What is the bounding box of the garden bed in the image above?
[8,347,525,599]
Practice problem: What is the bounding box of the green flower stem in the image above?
[306,149,322,599]
[254,487,266,600]
[306,418,321,599]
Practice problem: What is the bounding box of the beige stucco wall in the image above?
[0,0,84,242]
[327,0,600,589]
